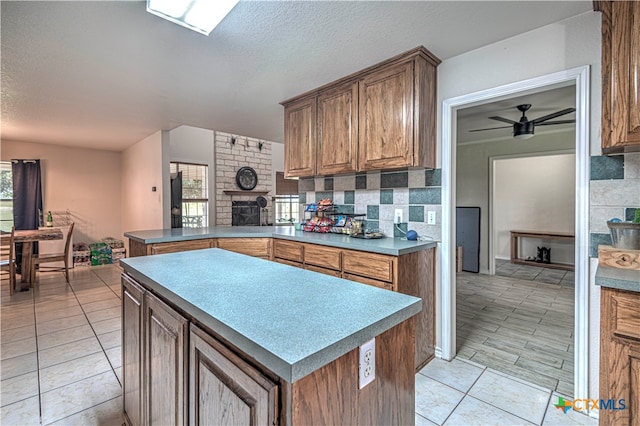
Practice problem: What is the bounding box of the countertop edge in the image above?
[124,228,437,255]
[595,265,640,293]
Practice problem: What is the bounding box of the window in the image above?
[274,172,299,224]
[0,162,13,232]
[170,162,208,228]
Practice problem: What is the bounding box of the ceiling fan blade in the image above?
[488,116,517,125]
[536,119,576,126]
[532,108,576,124]
[468,125,512,132]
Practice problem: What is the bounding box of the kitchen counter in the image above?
[124,225,436,256]
[595,265,640,293]
[120,248,421,382]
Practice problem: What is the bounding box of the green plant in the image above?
[634,209,640,223]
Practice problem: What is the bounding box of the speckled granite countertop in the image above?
[595,265,640,293]
[124,226,436,256]
[120,248,421,383]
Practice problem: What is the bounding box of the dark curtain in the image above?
[171,172,182,228]
[12,160,43,272]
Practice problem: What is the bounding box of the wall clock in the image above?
[235,166,258,190]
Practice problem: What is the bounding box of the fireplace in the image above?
[232,201,260,226]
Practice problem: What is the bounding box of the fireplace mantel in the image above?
[223,190,269,196]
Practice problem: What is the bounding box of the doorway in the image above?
[440,66,590,401]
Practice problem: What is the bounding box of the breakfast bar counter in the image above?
[120,249,421,425]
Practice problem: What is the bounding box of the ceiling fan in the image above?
[469,104,576,139]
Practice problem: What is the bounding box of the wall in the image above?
[168,125,216,226]
[436,10,602,400]
[493,154,575,264]
[0,140,121,244]
[120,130,167,242]
[215,132,273,225]
[456,131,575,272]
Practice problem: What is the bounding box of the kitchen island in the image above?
[124,226,437,370]
[120,249,421,425]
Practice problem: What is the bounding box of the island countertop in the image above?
[120,248,421,383]
[595,265,640,293]
[124,225,436,256]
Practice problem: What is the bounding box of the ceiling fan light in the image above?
[513,120,534,140]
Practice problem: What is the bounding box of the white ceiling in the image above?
[1,1,592,152]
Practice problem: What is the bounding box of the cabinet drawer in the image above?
[343,272,394,291]
[304,244,341,271]
[613,294,640,341]
[342,250,394,282]
[217,238,271,258]
[273,240,304,263]
[150,239,213,255]
[305,264,342,278]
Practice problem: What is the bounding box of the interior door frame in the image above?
[440,65,590,402]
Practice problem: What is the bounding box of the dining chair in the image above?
[0,227,17,295]
[33,222,74,284]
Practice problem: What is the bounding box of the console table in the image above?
[510,230,575,271]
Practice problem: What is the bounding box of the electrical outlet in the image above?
[359,338,375,389]
[394,209,403,224]
[427,210,436,225]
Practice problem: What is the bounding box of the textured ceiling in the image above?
[1,1,592,151]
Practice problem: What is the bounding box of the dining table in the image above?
[14,228,63,291]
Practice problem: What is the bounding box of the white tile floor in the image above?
[1,265,598,425]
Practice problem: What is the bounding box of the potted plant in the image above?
[607,210,640,250]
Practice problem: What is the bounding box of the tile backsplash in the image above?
[298,169,442,240]
[589,152,640,257]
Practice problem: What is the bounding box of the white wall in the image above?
[0,140,122,244]
[436,10,602,400]
[494,154,575,264]
[120,130,167,242]
[456,131,575,272]
[168,125,216,226]
[272,142,284,192]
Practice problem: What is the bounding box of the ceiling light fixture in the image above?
[146,0,240,35]
[513,121,535,140]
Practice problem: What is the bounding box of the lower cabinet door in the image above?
[122,275,144,426]
[145,292,188,425]
[189,325,278,426]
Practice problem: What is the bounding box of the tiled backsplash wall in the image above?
[298,169,442,239]
[589,152,640,257]
[215,132,272,225]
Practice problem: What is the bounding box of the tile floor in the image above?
[1,264,595,425]
[457,261,574,395]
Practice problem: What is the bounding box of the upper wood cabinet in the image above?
[358,61,414,170]
[600,1,640,153]
[284,96,317,177]
[317,81,359,175]
[282,46,440,177]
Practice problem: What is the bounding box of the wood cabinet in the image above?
[122,270,416,426]
[189,325,278,425]
[122,275,144,426]
[600,1,640,153]
[216,238,271,259]
[281,46,440,177]
[122,275,188,426]
[144,291,188,425]
[272,239,435,370]
[284,96,317,177]
[600,287,640,425]
[129,238,216,257]
[317,81,359,175]
[272,239,304,264]
[358,61,414,170]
